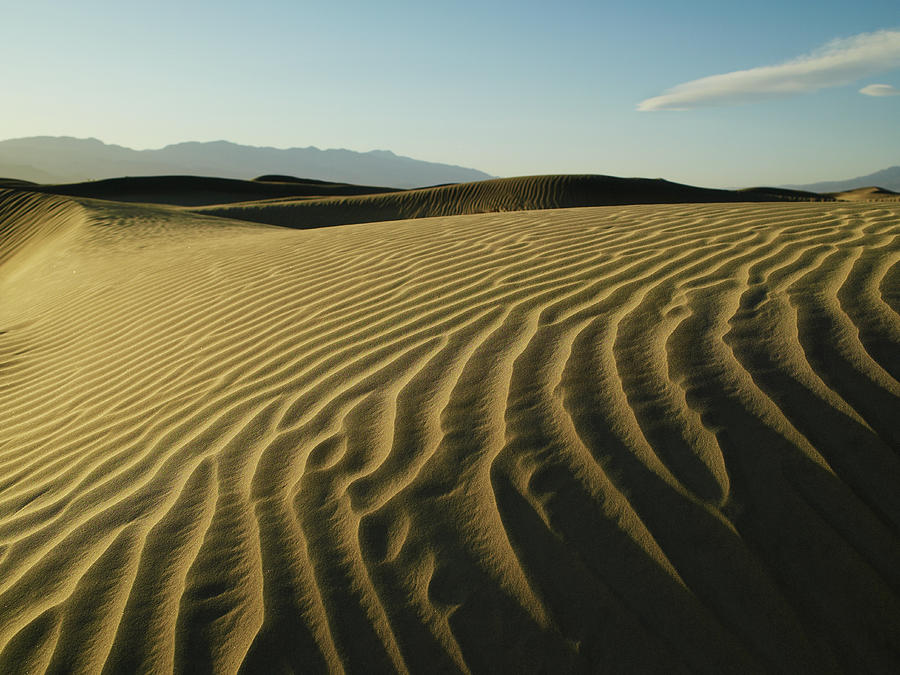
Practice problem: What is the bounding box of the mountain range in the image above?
[0,137,492,189]
[785,166,900,193]
[1,136,895,194]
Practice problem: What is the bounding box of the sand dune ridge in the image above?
[190,174,831,231]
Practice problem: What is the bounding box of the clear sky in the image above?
[2,0,898,187]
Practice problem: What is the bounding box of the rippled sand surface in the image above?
[1,191,898,673]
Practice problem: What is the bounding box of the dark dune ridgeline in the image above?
[1,172,832,226]
[189,174,831,229]
[0,175,400,207]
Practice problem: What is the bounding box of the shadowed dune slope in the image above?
[0,175,399,207]
[0,179,39,189]
[0,191,86,275]
[191,174,832,230]
[0,192,899,674]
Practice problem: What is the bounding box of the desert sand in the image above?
[0,179,898,674]
[830,186,900,202]
[187,175,829,231]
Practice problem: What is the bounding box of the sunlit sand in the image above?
[1,180,898,672]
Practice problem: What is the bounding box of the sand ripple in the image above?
[0,192,898,673]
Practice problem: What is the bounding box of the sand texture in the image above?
[190,175,830,230]
[830,187,900,202]
[0,188,899,673]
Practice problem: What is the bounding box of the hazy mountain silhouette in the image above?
[0,136,493,189]
[785,166,900,193]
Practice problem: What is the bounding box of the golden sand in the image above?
[0,188,898,673]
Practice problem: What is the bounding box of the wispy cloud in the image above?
[859,83,900,96]
[638,30,900,111]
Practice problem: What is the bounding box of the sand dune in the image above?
[190,174,831,230]
[2,173,830,221]
[0,187,899,673]
[0,175,399,207]
[830,186,900,202]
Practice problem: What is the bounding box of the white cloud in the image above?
[638,29,900,111]
[859,83,900,96]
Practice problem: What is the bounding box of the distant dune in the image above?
[0,181,898,673]
[188,174,830,229]
[0,173,830,221]
[0,175,399,207]
[829,186,900,202]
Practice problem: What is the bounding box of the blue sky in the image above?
[2,0,898,187]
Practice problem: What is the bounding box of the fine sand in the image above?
[0,185,898,673]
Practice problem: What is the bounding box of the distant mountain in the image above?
[0,137,493,189]
[0,160,68,184]
[785,166,900,193]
